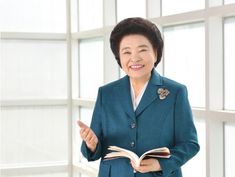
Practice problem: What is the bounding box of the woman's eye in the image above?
[140,49,147,52]
[123,51,131,55]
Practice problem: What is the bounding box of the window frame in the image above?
[1,0,235,177]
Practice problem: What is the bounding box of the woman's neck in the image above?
[130,76,150,98]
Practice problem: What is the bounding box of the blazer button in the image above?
[130,141,135,147]
[131,123,136,129]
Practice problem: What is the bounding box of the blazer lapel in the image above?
[135,70,163,117]
[115,76,135,119]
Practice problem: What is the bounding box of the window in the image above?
[224,122,235,177]
[117,0,146,22]
[1,40,67,99]
[1,1,235,177]
[78,0,103,31]
[162,0,204,16]
[224,0,235,4]
[1,106,68,165]
[182,119,206,177]
[0,0,66,32]
[79,38,104,99]
[163,23,205,108]
[79,107,93,127]
[224,17,235,110]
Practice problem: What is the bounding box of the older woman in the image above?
[78,17,199,177]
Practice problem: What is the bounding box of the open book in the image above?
[104,146,171,167]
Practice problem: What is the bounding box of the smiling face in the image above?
[119,34,157,83]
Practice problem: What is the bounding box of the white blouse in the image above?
[130,80,149,111]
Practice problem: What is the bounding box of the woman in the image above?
[78,17,200,177]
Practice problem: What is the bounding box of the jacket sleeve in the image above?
[158,85,200,177]
[81,87,103,161]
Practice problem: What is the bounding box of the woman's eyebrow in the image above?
[138,44,149,48]
[120,44,149,52]
[120,47,131,52]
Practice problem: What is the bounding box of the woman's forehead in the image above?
[119,34,152,48]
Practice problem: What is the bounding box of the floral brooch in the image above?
[157,88,170,100]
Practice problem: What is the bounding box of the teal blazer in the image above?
[81,70,199,177]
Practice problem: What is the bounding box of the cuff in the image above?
[81,141,102,161]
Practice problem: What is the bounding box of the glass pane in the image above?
[80,107,93,127]
[224,0,235,4]
[79,39,104,99]
[224,122,235,177]
[163,23,205,108]
[162,0,204,16]
[0,40,67,99]
[0,0,66,32]
[78,0,103,31]
[0,106,68,165]
[117,0,146,22]
[182,119,206,177]
[224,17,235,110]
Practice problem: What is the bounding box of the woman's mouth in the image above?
[129,64,144,70]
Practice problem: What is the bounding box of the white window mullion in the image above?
[103,0,116,27]
[1,32,66,40]
[147,0,161,18]
[205,15,224,177]
[66,0,73,177]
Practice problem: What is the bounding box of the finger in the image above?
[130,160,138,170]
[89,136,98,144]
[130,161,135,168]
[140,160,149,166]
[85,131,94,142]
[88,130,98,143]
[140,159,154,166]
[80,128,90,139]
[80,127,88,136]
[85,129,97,143]
[79,128,84,136]
[79,127,86,134]
[137,166,149,173]
[77,120,89,129]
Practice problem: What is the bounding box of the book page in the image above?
[104,146,170,167]
[105,146,140,165]
[139,147,170,162]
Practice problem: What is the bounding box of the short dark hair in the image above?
[110,17,164,68]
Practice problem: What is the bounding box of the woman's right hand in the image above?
[77,120,98,152]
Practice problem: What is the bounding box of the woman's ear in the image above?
[155,54,158,63]
[154,50,158,60]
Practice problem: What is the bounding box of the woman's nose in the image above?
[130,52,141,62]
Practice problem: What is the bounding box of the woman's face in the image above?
[119,34,157,82]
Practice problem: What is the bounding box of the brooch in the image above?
[157,88,170,100]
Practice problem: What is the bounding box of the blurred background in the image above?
[0,0,235,177]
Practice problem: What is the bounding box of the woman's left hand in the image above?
[131,158,162,173]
